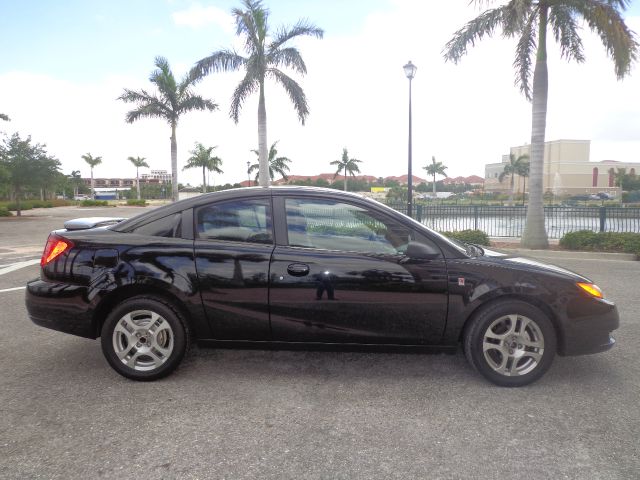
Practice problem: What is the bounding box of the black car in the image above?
[26,187,619,386]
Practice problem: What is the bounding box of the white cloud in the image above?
[172,3,234,32]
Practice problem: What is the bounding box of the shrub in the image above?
[0,207,12,217]
[126,199,148,206]
[560,230,640,256]
[5,202,33,211]
[27,200,53,208]
[622,190,640,203]
[441,229,490,246]
[80,199,109,207]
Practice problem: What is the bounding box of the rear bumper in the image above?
[25,279,98,339]
[559,298,619,356]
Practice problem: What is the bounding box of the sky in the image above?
[1,0,639,187]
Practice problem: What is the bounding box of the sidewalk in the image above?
[490,237,637,261]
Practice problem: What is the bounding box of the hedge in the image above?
[126,199,148,206]
[560,230,640,256]
[441,229,490,246]
[80,199,110,207]
[0,207,12,217]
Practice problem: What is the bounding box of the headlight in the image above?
[576,282,604,299]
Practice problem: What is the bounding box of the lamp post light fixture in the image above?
[247,161,251,187]
[403,60,417,218]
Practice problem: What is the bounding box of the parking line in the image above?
[0,259,40,276]
[0,286,26,293]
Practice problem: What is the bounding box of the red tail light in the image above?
[41,234,73,267]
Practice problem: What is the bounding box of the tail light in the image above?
[41,234,73,267]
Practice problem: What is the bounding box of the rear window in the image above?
[132,213,182,238]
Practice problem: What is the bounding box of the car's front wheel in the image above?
[464,300,556,387]
[101,296,189,381]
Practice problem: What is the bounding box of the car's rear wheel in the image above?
[101,296,189,381]
[464,300,556,387]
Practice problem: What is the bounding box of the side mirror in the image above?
[405,241,441,260]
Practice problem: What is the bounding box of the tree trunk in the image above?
[91,168,95,200]
[171,122,178,202]
[344,165,347,191]
[521,5,549,249]
[202,165,206,194]
[432,174,436,196]
[257,82,269,187]
[508,174,514,207]
[522,177,527,206]
[136,167,141,200]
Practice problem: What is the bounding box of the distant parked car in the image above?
[26,187,619,387]
[74,195,89,201]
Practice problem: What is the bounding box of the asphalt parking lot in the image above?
[1,206,639,479]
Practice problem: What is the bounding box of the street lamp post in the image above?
[403,60,417,218]
[246,161,251,187]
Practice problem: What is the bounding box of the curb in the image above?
[494,247,637,261]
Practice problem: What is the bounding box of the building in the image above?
[82,170,172,189]
[141,169,172,184]
[484,139,640,196]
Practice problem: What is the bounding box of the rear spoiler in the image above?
[64,217,126,231]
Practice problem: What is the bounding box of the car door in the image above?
[269,195,448,345]
[193,197,275,340]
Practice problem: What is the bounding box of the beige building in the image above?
[485,139,640,197]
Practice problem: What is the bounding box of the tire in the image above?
[100,296,190,381]
[463,300,556,387]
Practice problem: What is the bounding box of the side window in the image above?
[285,198,415,254]
[196,199,273,244]
[132,213,181,238]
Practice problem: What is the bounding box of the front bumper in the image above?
[25,279,98,339]
[559,297,619,356]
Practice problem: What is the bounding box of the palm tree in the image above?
[330,148,362,191]
[192,0,323,187]
[423,156,448,197]
[127,156,149,200]
[118,56,218,202]
[70,170,82,198]
[499,153,529,206]
[444,0,637,248]
[81,153,102,200]
[183,143,223,193]
[248,141,290,183]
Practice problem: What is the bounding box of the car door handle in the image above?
[287,263,310,277]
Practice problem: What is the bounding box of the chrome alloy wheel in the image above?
[112,310,175,371]
[482,314,545,376]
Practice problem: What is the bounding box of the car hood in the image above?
[478,248,590,282]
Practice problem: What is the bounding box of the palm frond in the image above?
[269,20,324,51]
[443,4,519,63]
[128,156,149,168]
[178,94,219,115]
[513,11,538,100]
[0,113,9,121]
[565,0,638,78]
[549,5,585,63]
[268,68,309,124]
[193,50,246,78]
[119,91,173,123]
[233,0,266,55]
[230,72,259,123]
[268,47,307,75]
